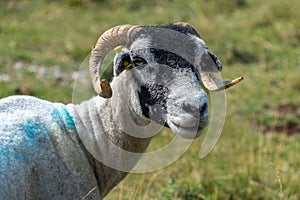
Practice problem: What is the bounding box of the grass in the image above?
[0,0,299,199]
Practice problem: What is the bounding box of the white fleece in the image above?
[0,72,156,199]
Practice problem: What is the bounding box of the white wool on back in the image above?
[0,74,154,199]
[0,96,102,199]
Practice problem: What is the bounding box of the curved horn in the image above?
[89,24,142,98]
[174,22,243,91]
[200,50,243,91]
[201,72,244,91]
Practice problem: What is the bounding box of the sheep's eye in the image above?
[133,57,146,66]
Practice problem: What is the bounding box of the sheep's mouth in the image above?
[167,116,208,139]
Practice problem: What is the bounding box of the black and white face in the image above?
[114,32,211,139]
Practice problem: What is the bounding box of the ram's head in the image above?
[89,22,243,139]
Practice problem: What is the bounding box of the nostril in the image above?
[182,101,208,117]
[200,103,208,115]
[182,102,198,114]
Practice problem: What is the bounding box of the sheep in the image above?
[0,22,242,199]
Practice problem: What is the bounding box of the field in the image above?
[0,0,299,199]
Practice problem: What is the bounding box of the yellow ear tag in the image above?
[123,61,132,70]
[114,45,132,70]
[114,45,123,54]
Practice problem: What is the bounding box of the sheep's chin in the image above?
[167,120,204,139]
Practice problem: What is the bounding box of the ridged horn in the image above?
[200,50,243,91]
[201,72,244,91]
[175,22,243,91]
[89,24,142,98]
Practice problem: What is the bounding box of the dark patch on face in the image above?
[149,48,200,81]
[138,84,169,126]
[132,48,201,126]
[130,48,200,81]
[114,45,202,127]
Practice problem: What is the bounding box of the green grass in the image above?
[0,0,300,199]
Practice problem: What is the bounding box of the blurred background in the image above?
[0,0,299,199]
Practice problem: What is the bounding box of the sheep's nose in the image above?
[182,100,208,117]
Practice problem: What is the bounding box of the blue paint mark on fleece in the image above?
[23,119,49,146]
[52,104,76,131]
[10,119,49,164]
[0,97,76,174]
[0,147,7,171]
[24,121,39,140]
[0,119,49,171]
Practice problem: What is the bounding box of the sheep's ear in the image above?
[114,51,132,76]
